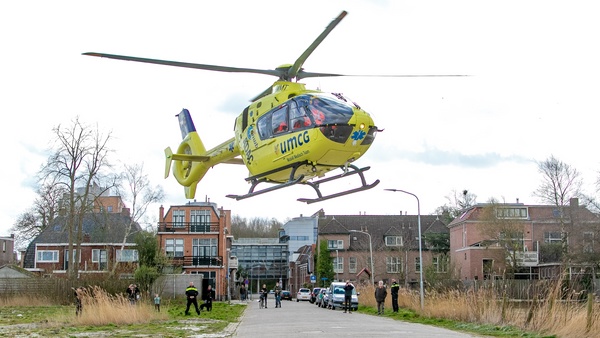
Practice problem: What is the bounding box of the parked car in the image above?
[310,287,322,304]
[281,290,292,301]
[315,288,327,307]
[296,288,311,302]
[326,282,359,311]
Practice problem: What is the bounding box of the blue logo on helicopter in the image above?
[351,130,366,141]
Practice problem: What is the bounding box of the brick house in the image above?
[448,198,600,281]
[157,200,233,300]
[22,195,140,278]
[318,213,449,287]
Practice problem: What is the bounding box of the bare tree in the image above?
[435,189,477,224]
[112,163,164,276]
[534,155,583,263]
[11,181,65,250]
[40,116,114,279]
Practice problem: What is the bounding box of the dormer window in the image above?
[385,236,403,246]
[328,240,343,250]
[496,207,528,219]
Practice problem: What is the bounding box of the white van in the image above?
[327,282,359,311]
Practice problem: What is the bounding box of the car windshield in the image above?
[333,286,357,295]
[299,288,310,293]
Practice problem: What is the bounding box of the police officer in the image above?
[185,282,201,315]
[390,278,400,313]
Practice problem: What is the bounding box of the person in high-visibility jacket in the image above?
[185,282,201,315]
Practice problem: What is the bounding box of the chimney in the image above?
[121,208,130,217]
[159,205,164,220]
[570,198,579,208]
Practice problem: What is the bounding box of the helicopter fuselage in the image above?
[234,82,377,183]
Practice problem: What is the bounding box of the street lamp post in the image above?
[335,249,339,281]
[385,188,424,310]
[226,248,231,304]
[349,230,374,286]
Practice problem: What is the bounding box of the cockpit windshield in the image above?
[255,93,357,141]
[294,93,354,126]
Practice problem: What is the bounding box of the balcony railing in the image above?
[168,255,224,267]
[507,251,539,267]
[157,221,220,233]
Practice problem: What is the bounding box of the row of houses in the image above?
[3,192,599,299]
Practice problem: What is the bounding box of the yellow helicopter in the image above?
[84,11,461,203]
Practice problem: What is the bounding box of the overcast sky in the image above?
[2,0,600,236]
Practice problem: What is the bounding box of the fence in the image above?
[0,278,132,305]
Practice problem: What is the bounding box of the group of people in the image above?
[257,282,283,309]
[374,278,400,315]
[126,284,140,304]
[185,282,215,315]
[73,279,402,316]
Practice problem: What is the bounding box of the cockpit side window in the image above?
[256,113,271,140]
[289,100,312,131]
[271,105,288,135]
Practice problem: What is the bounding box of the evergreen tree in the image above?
[316,240,334,287]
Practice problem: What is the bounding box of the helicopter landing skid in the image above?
[225,175,305,201]
[226,164,378,203]
[297,164,380,204]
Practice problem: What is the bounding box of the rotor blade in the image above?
[287,11,348,80]
[297,70,470,79]
[83,52,284,77]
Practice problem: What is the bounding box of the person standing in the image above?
[240,284,247,302]
[185,282,201,315]
[343,280,354,313]
[390,279,400,313]
[375,280,387,315]
[274,282,282,308]
[260,284,269,309]
[74,286,84,316]
[154,293,161,312]
[126,284,137,305]
[202,285,215,311]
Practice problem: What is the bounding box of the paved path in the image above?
[232,298,485,337]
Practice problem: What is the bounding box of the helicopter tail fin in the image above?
[165,109,211,198]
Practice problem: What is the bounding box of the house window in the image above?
[415,257,421,273]
[107,206,113,213]
[116,249,139,262]
[190,237,219,265]
[327,240,343,250]
[483,259,494,280]
[386,256,401,273]
[65,249,81,262]
[165,239,184,257]
[37,250,59,262]
[173,210,185,228]
[92,249,107,270]
[349,257,357,273]
[385,236,403,246]
[544,232,562,244]
[190,210,211,232]
[333,257,343,273]
[433,256,448,273]
[496,207,528,219]
[2,241,5,252]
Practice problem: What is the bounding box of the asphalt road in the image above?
[233,297,484,337]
